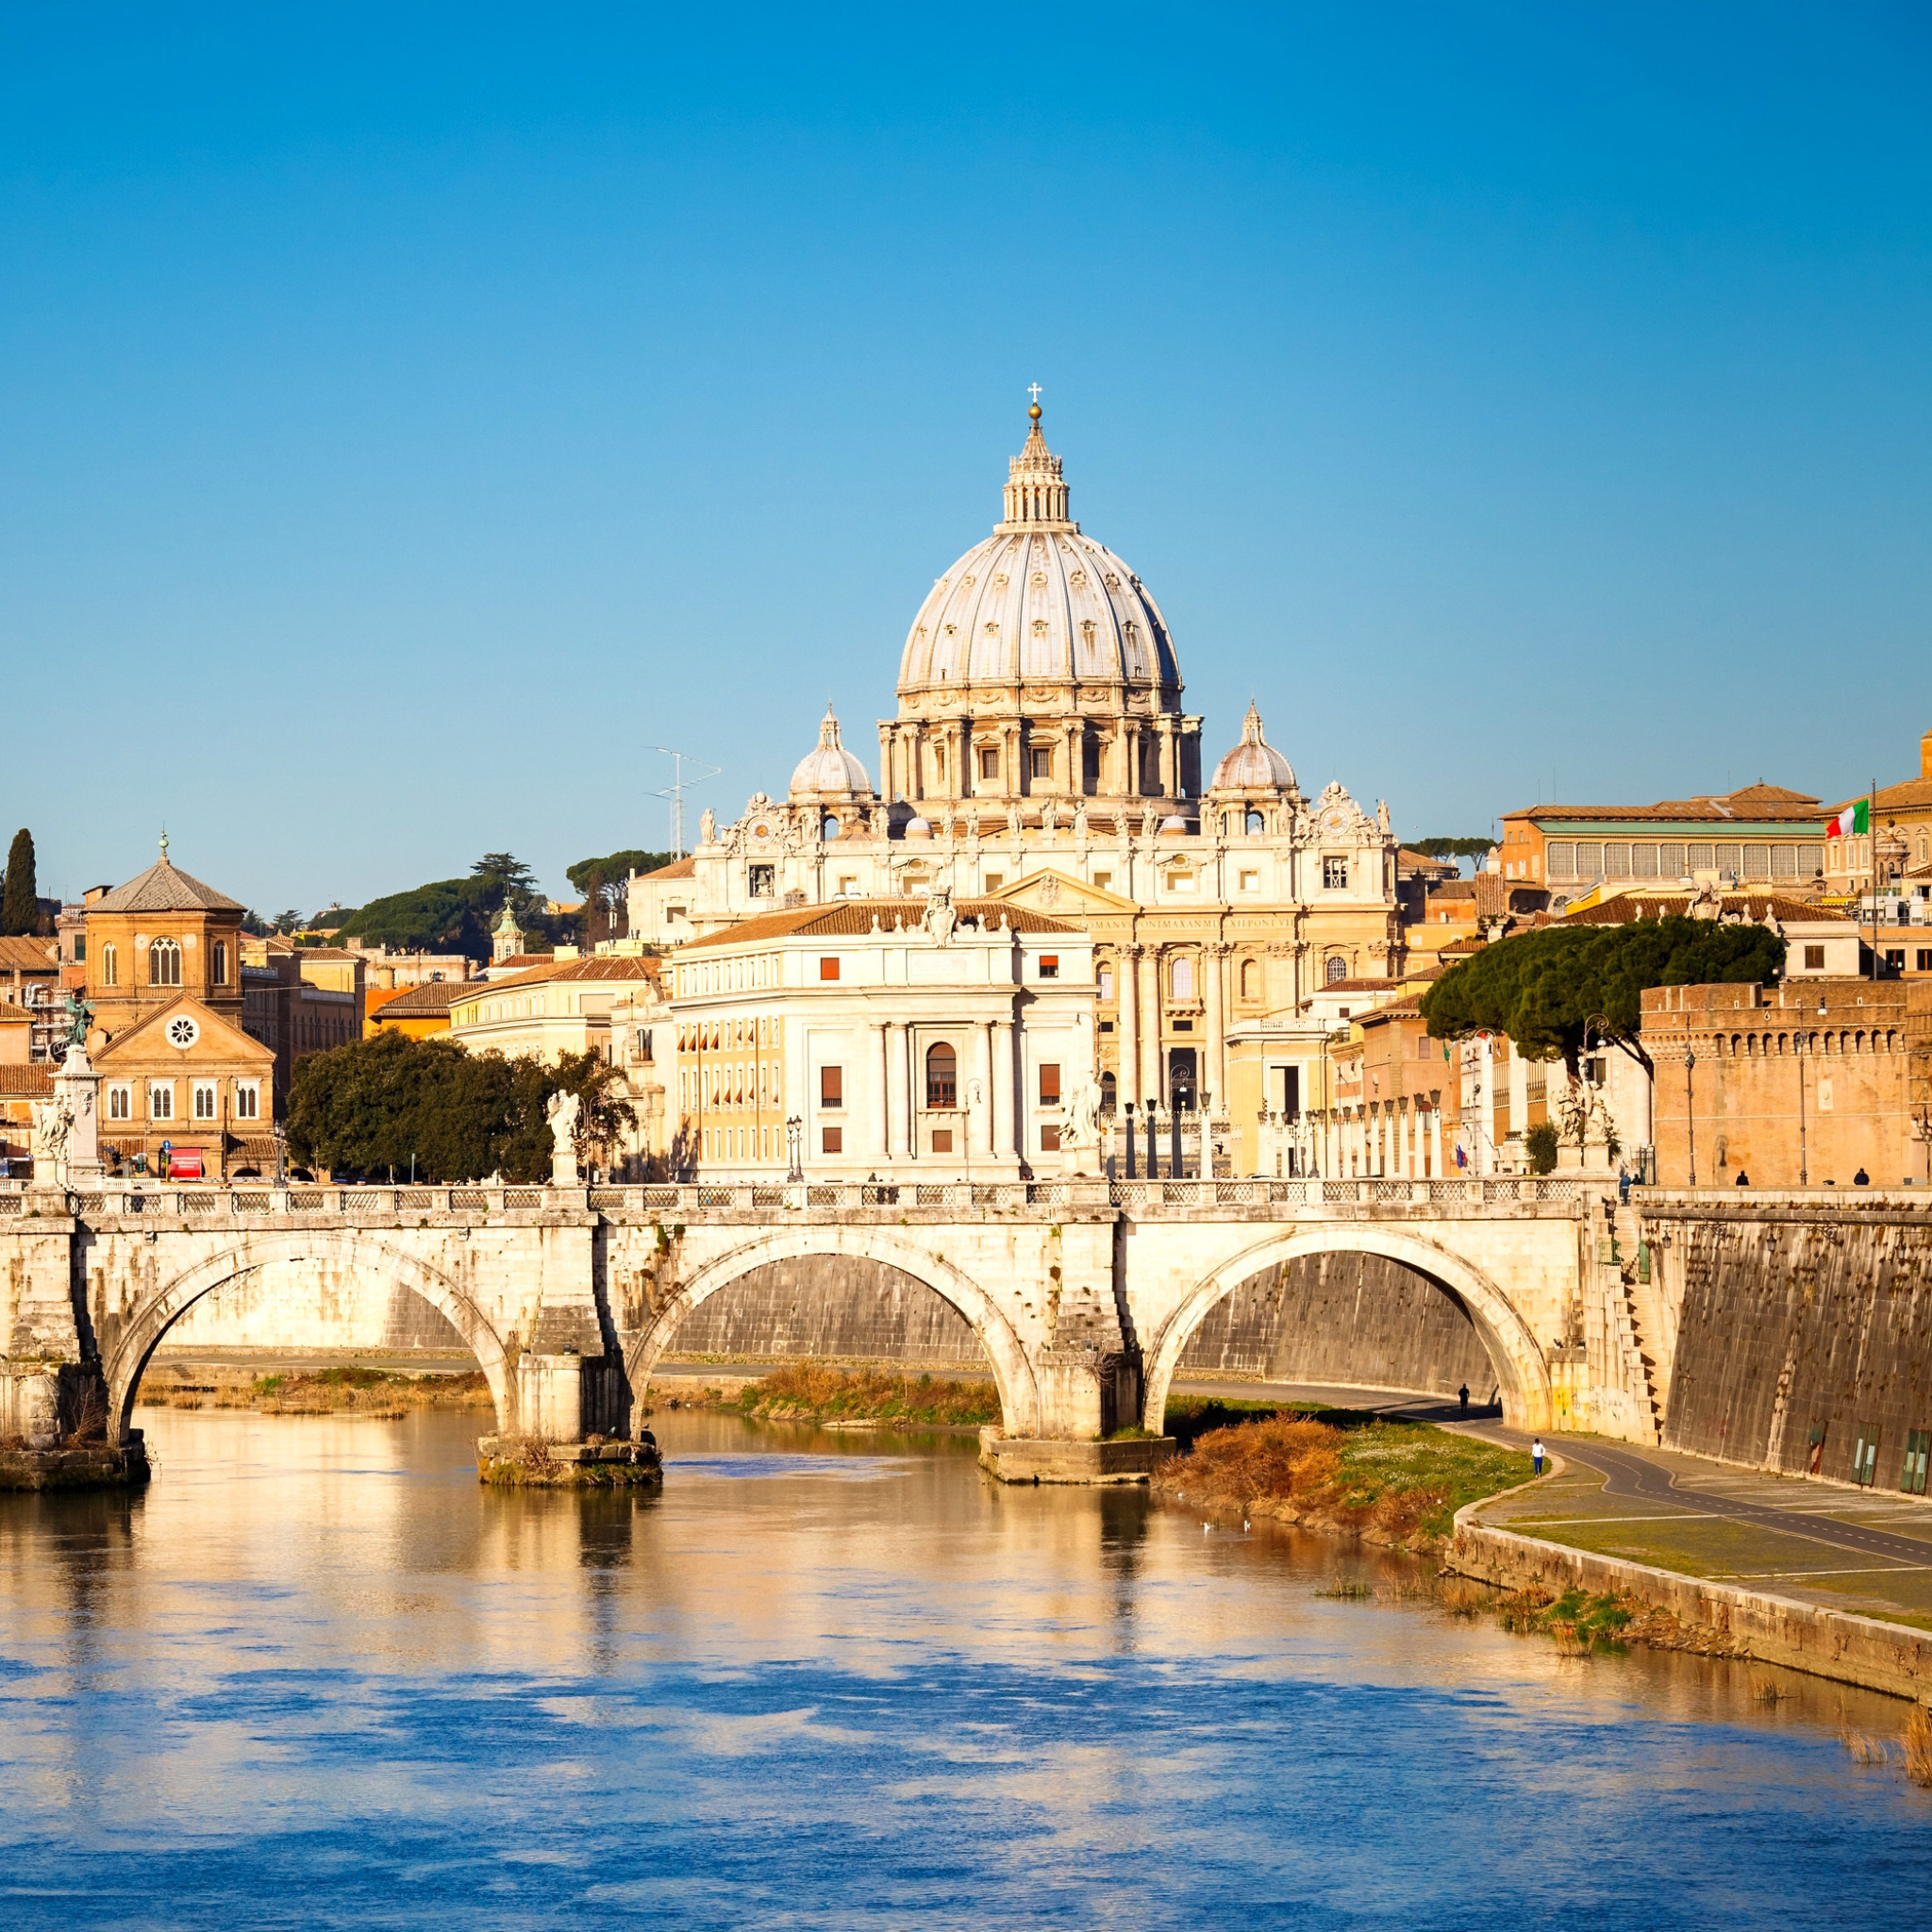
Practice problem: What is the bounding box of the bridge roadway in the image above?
[0,1174,1593,1457]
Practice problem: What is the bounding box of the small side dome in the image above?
[904,816,933,841]
[790,705,875,802]
[1210,701,1295,793]
[1159,813,1190,836]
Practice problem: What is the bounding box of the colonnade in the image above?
[875,710,1198,806]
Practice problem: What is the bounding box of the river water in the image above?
[2,1406,1927,1929]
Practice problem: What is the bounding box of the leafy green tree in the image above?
[566,850,669,894]
[1524,1122,1559,1175]
[1420,916,1786,1078]
[2,828,38,937]
[1411,837,1496,863]
[286,1033,638,1182]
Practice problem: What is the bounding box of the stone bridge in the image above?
[1,1174,1609,1465]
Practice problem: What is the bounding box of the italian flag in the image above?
[1824,799,1870,840]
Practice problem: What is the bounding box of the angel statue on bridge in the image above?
[545,1088,582,1153]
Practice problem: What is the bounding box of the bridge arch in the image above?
[104,1230,517,1445]
[1141,1225,1553,1436]
[625,1225,1041,1437]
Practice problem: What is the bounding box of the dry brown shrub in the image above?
[1750,1674,1784,1706]
[1904,1706,1932,1789]
[1436,1579,1491,1619]
[1152,1415,1344,1507]
[1840,1726,1890,1767]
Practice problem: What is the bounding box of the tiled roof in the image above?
[0,936,58,973]
[1397,848,1458,872]
[640,857,696,881]
[1562,891,1854,927]
[0,1065,54,1096]
[1834,777,1932,814]
[1317,977,1407,993]
[371,978,480,1017]
[1509,783,1824,826]
[0,1003,33,1023]
[678,898,1079,950]
[91,857,245,914]
[461,955,660,995]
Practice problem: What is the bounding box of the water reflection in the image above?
[0,1405,1925,1928]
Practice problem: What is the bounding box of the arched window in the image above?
[1325,956,1347,985]
[1100,1071,1117,1113]
[1171,955,1194,999]
[210,941,226,986]
[1245,808,1265,836]
[822,814,841,841]
[1240,958,1258,1000]
[100,942,118,988]
[925,1041,958,1109]
[149,938,181,987]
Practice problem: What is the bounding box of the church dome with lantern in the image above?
[895,405,1181,706]
[1209,702,1297,795]
[788,705,875,803]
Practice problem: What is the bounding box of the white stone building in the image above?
[668,894,1095,1180]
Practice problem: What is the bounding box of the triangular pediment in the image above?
[986,867,1140,914]
[95,993,275,1069]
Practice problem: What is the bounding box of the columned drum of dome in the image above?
[882,404,1203,816]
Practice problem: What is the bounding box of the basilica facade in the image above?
[630,404,1402,1166]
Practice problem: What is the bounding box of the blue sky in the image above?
[4,4,1929,914]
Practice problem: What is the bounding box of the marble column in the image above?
[887,1022,910,1159]
[977,1021,996,1156]
[870,1023,890,1159]
[992,1019,1017,1159]
[1140,948,1163,1106]
[877,724,896,802]
[1203,943,1226,1106]
[1117,945,1141,1109]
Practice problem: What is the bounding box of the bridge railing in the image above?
[3,1172,1589,1220]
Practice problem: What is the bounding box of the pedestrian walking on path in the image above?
[1531,1437,1546,1476]
[1458,1383,1470,1417]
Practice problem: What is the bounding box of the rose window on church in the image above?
[165,1015,200,1051]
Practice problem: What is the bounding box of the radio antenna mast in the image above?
[648,746,722,858]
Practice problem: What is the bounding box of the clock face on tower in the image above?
[166,1015,200,1051]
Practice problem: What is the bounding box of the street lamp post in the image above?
[1124,1102,1136,1180]
[1685,1047,1697,1188]
[785,1114,803,1183]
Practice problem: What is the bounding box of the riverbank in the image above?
[1152,1405,1533,1555]
[141,1360,493,1415]
[711,1361,1000,1430]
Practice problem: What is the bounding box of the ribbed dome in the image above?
[789,706,875,801]
[1210,702,1296,793]
[896,409,1179,698]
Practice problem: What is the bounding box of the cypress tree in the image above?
[1,828,35,937]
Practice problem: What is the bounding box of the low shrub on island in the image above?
[734,1361,1000,1428]
[1154,1410,1533,1549]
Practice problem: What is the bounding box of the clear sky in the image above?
[4,4,1929,915]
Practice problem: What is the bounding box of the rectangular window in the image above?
[837,875,859,897]
[1631,844,1658,877]
[192,1082,217,1121]
[1771,844,1796,879]
[979,747,999,780]
[1040,1124,1061,1152]
[1657,842,1685,878]
[1545,842,1575,879]
[636,1028,654,1063]
[108,1084,131,1121]
[1687,842,1714,872]
[1918,950,1932,973]
[983,874,1003,891]
[931,1128,954,1153]
[1853,1424,1880,1488]
[1604,842,1631,878]
[1239,869,1260,891]
[1039,1063,1060,1105]
[1169,871,1196,893]
[1092,872,1111,891]
[1171,956,1194,999]
[1903,1429,1930,1496]
[1804,944,1825,970]
[1714,843,1741,876]
[1798,844,1824,878]
[235,1083,259,1121]
[1322,856,1348,891]
[1038,955,1058,979]
[1030,746,1052,779]
[820,1064,842,1107]
[1573,842,1603,878]
[1098,967,1114,1001]
[1885,948,1905,972]
[821,1126,842,1154]
[1419,1034,1436,1060]
[149,1083,174,1121]
[1742,844,1770,880]
[819,957,840,981]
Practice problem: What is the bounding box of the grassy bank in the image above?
[142,1366,494,1416]
[1154,1409,1533,1551]
[730,1361,1000,1429]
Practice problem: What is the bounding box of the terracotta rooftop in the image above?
[1508,783,1825,826]
[91,854,245,915]
[678,898,1079,950]
[463,955,660,994]
[368,978,477,1017]
[0,937,58,974]
[640,857,697,881]
[1562,891,1855,927]
[0,1065,54,1097]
